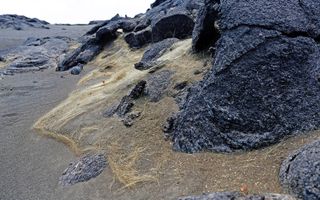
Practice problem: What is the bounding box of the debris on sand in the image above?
[59,154,107,186]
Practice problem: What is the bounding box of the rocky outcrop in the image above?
[57,37,104,71]
[192,0,220,52]
[58,15,141,71]
[58,0,205,70]
[124,27,152,49]
[0,37,71,75]
[135,38,178,70]
[178,192,297,200]
[59,154,107,186]
[0,14,49,30]
[152,10,195,42]
[280,140,320,200]
[123,0,204,48]
[166,0,320,153]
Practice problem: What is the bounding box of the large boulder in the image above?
[192,0,220,52]
[135,38,178,70]
[280,140,320,200]
[178,192,296,200]
[122,0,204,48]
[166,0,320,153]
[152,10,195,42]
[124,27,152,48]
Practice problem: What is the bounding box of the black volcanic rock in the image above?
[152,10,195,42]
[145,70,173,102]
[104,81,146,118]
[166,0,320,153]
[135,38,178,70]
[57,37,103,71]
[0,37,70,75]
[59,154,107,186]
[178,192,296,200]
[192,0,220,52]
[0,14,49,30]
[59,15,142,71]
[280,140,320,200]
[218,0,320,37]
[123,0,204,48]
[124,27,152,48]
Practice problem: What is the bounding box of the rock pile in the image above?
[57,0,204,71]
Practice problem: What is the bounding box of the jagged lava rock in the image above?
[145,70,173,102]
[280,140,320,200]
[152,10,195,42]
[59,154,107,186]
[58,15,141,71]
[135,38,178,70]
[104,81,146,118]
[166,0,320,153]
[57,37,103,71]
[124,27,152,49]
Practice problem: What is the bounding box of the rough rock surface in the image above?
[178,192,297,200]
[104,81,146,118]
[57,37,100,71]
[0,14,49,30]
[192,0,220,52]
[166,0,320,153]
[124,27,152,49]
[0,37,71,75]
[135,38,178,70]
[145,70,173,102]
[58,14,142,71]
[122,0,204,48]
[59,154,107,186]
[152,10,195,42]
[280,140,320,200]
